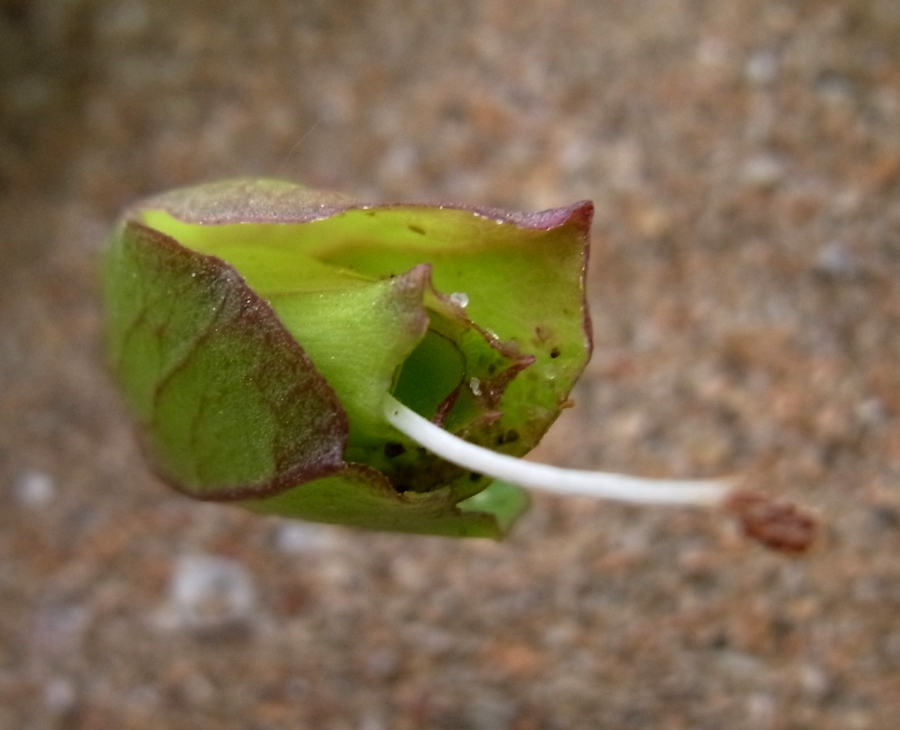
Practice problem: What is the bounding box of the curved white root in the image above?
[383,394,733,507]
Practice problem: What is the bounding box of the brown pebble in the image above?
[724,489,818,554]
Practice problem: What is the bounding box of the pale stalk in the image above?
[383,394,732,507]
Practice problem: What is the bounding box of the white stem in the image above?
[383,394,732,506]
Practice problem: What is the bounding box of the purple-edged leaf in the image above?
[103,178,593,537]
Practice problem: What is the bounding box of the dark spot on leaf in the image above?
[408,224,426,235]
[469,472,483,481]
[488,364,496,375]
[384,442,406,458]
[550,347,561,359]
[495,429,520,446]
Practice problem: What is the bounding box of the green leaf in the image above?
[103,178,593,537]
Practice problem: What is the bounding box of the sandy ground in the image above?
[2,1,900,728]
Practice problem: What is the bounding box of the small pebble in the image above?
[378,141,417,183]
[182,673,216,706]
[718,650,767,679]
[364,647,399,679]
[747,693,775,724]
[741,154,785,188]
[800,663,832,699]
[696,36,729,67]
[358,714,387,730]
[856,397,889,427]
[15,470,56,507]
[165,554,258,633]
[31,604,89,656]
[853,576,883,603]
[43,676,77,714]
[466,691,517,730]
[884,632,900,663]
[274,523,329,555]
[815,71,855,105]
[745,50,778,85]
[814,241,859,278]
[558,136,592,174]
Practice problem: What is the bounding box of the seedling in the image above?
[103,178,814,550]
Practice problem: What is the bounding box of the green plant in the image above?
[103,178,814,550]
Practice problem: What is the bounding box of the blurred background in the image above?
[2,0,900,728]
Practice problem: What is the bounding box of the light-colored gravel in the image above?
[2,1,899,728]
